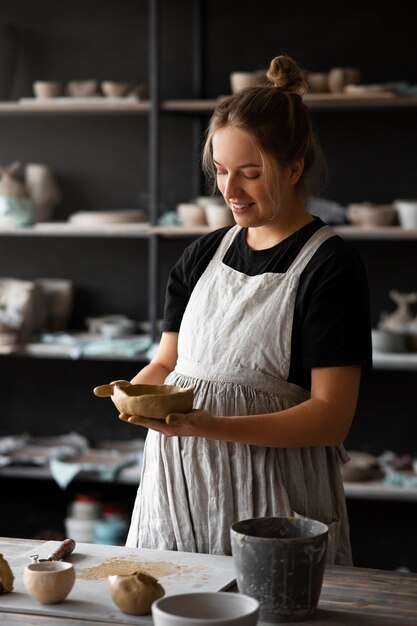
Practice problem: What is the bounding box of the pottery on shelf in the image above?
[378,290,417,332]
[36,278,73,331]
[204,202,235,228]
[328,67,362,93]
[94,381,194,418]
[33,81,64,98]
[346,203,397,227]
[177,202,207,226]
[393,199,417,229]
[66,80,100,97]
[24,163,62,223]
[229,70,267,94]
[306,72,329,93]
[68,210,147,225]
[101,81,135,98]
[0,161,35,227]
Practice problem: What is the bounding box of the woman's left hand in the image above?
[118,408,215,438]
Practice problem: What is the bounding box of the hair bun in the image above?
[266,55,308,96]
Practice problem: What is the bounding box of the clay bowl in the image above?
[33,81,63,98]
[346,203,397,227]
[101,81,135,98]
[23,561,75,604]
[94,381,194,418]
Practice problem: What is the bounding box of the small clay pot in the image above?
[101,81,135,98]
[328,67,361,93]
[23,561,75,604]
[346,203,397,227]
[33,81,63,98]
[204,203,235,228]
[230,71,267,94]
[306,72,329,93]
[66,80,100,97]
[177,202,207,226]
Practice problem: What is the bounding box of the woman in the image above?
[120,55,372,565]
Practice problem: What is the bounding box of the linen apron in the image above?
[126,224,352,565]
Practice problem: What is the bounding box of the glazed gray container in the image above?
[230,516,328,623]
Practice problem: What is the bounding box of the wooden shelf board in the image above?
[0,99,150,114]
[1,223,417,240]
[1,95,417,115]
[0,464,141,485]
[372,351,417,371]
[344,479,417,501]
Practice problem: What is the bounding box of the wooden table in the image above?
[1,537,416,625]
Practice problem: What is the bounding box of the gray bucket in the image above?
[230,516,328,623]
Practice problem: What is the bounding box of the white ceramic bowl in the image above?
[372,329,407,353]
[101,81,134,98]
[393,199,417,229]
[152,592,259,626]
[33,81,63,98]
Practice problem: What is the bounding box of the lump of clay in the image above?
[0,553,14,593]
[94,380,193,418]
[108,571,165,615]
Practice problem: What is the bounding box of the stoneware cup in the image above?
[33,81,63,98]
[23,561,75,604]
[231,516,328,623]
[393,199,417,229]
[177,202,207,226]
[204,203,235,228]
[152,591,259,626]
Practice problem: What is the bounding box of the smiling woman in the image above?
[112,54,372,566]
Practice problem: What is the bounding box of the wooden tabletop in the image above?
[1,537,416,625]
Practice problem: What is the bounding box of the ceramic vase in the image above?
[25,164,62,222]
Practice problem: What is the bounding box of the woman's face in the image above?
[212,125,294,229]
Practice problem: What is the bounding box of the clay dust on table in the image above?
[77,557,193,580]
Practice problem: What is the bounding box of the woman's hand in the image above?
[118,408,215,438]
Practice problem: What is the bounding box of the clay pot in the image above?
[25,163,62,222]
[33,81,64,98]
[230,70,267,94]
[393,199,417,229]
[306,72,329,93]
[94,381,194,418]
[328,68,361,93]
[66,80,100,97]
[204,203,235,228]
[177,202,207,226]
[101,81,135,98]
[346,203,397,227]
[23,561,75,604]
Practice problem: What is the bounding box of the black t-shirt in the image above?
[162,217,372,391]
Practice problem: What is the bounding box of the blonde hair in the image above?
[202,54,325,200]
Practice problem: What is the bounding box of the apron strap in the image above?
[212,225,242,262]
[287,225,336,274]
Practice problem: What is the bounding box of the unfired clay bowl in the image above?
[33,81,63,98]
[23,561,75,604]
[346,203,397,227]
[94,381,194,418]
